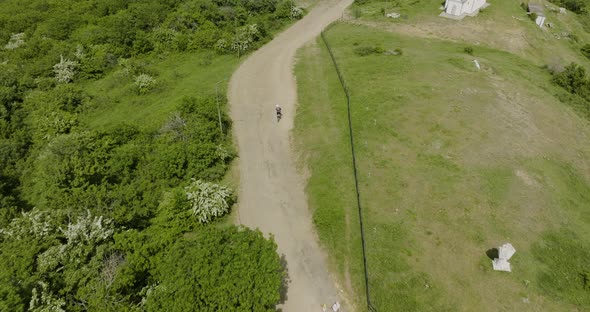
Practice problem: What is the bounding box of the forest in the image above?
[0,0,301,310]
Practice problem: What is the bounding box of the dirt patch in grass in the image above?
[356,18,530,56]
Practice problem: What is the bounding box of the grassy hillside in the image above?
[295,22,590,311]
[81,52,237,131]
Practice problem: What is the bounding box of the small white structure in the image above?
[386,12,401,18]
[492,243,516,272]
[473,59,481,70]
[444,0,487,17]
[528,3,546,28]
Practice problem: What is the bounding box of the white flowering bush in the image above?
[215,38,228,53]
[185,179,233,223]
[231,24,260,57]
[37,244,63,273]
[215,144,231,162]
[134,73,156,94]
[291,6,303,19]
[61,210,114,245]
[4,32,25,50]
[37,210,114,272]
[29,281,66,312]
[0,208,54,241]
[74,44,84,59]
[151,27,178,52]
[53,55,78,83]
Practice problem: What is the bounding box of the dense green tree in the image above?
[145,226,283,312]
[0,0,298,309]
[552,62,588,95]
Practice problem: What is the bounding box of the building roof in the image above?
[528,3,545,16]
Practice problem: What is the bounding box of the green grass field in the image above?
[294,22,590,311]
[80,52,238,131]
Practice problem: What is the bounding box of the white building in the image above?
[444,0,487,16]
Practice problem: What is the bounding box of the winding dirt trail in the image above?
[228,1,353,311]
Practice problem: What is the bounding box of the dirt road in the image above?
[228,1,353,311]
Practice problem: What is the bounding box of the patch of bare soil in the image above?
[351,18,531,57]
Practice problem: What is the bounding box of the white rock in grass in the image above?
[492,258,512,272]
[498,243,516,260]
[492,242,516,272]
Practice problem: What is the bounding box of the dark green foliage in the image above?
[145,227,283,312]
[0,0,293,309]
[529,12,538,22]
[21,95,233,225]
[463,46,474,55]
[550,62,590,119]
[583,270,590,290]
[354,45,384,56]
[552,62,588,94]
[549,0,587,14]
[581,43,590,59]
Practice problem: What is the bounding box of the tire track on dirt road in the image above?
[228,1,353,311]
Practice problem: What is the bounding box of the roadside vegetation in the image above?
[295,17,590,312]
[0,0,305,310]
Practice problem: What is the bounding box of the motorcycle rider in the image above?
[275,104,282,120]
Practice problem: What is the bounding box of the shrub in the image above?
[583,270,590,290]
[463,46,474,55]
[146,226,283,311]
[291,6,304,19]
[550,0,586,14]
[552,62,588,94]
[184,179,233,223]
[529,12,538,22]
[354,45,384,56]
[394,48,403,55]
[550,62,590,119]
[4,33,25,50]
[53,55,78,83]
[134,73,156,94]
[581,44,590,59]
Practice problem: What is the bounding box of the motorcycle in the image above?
[275,106,282,122]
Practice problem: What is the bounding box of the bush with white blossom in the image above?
[134,73,156,94]
[185,179,233,223]
[53,55,78,83]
